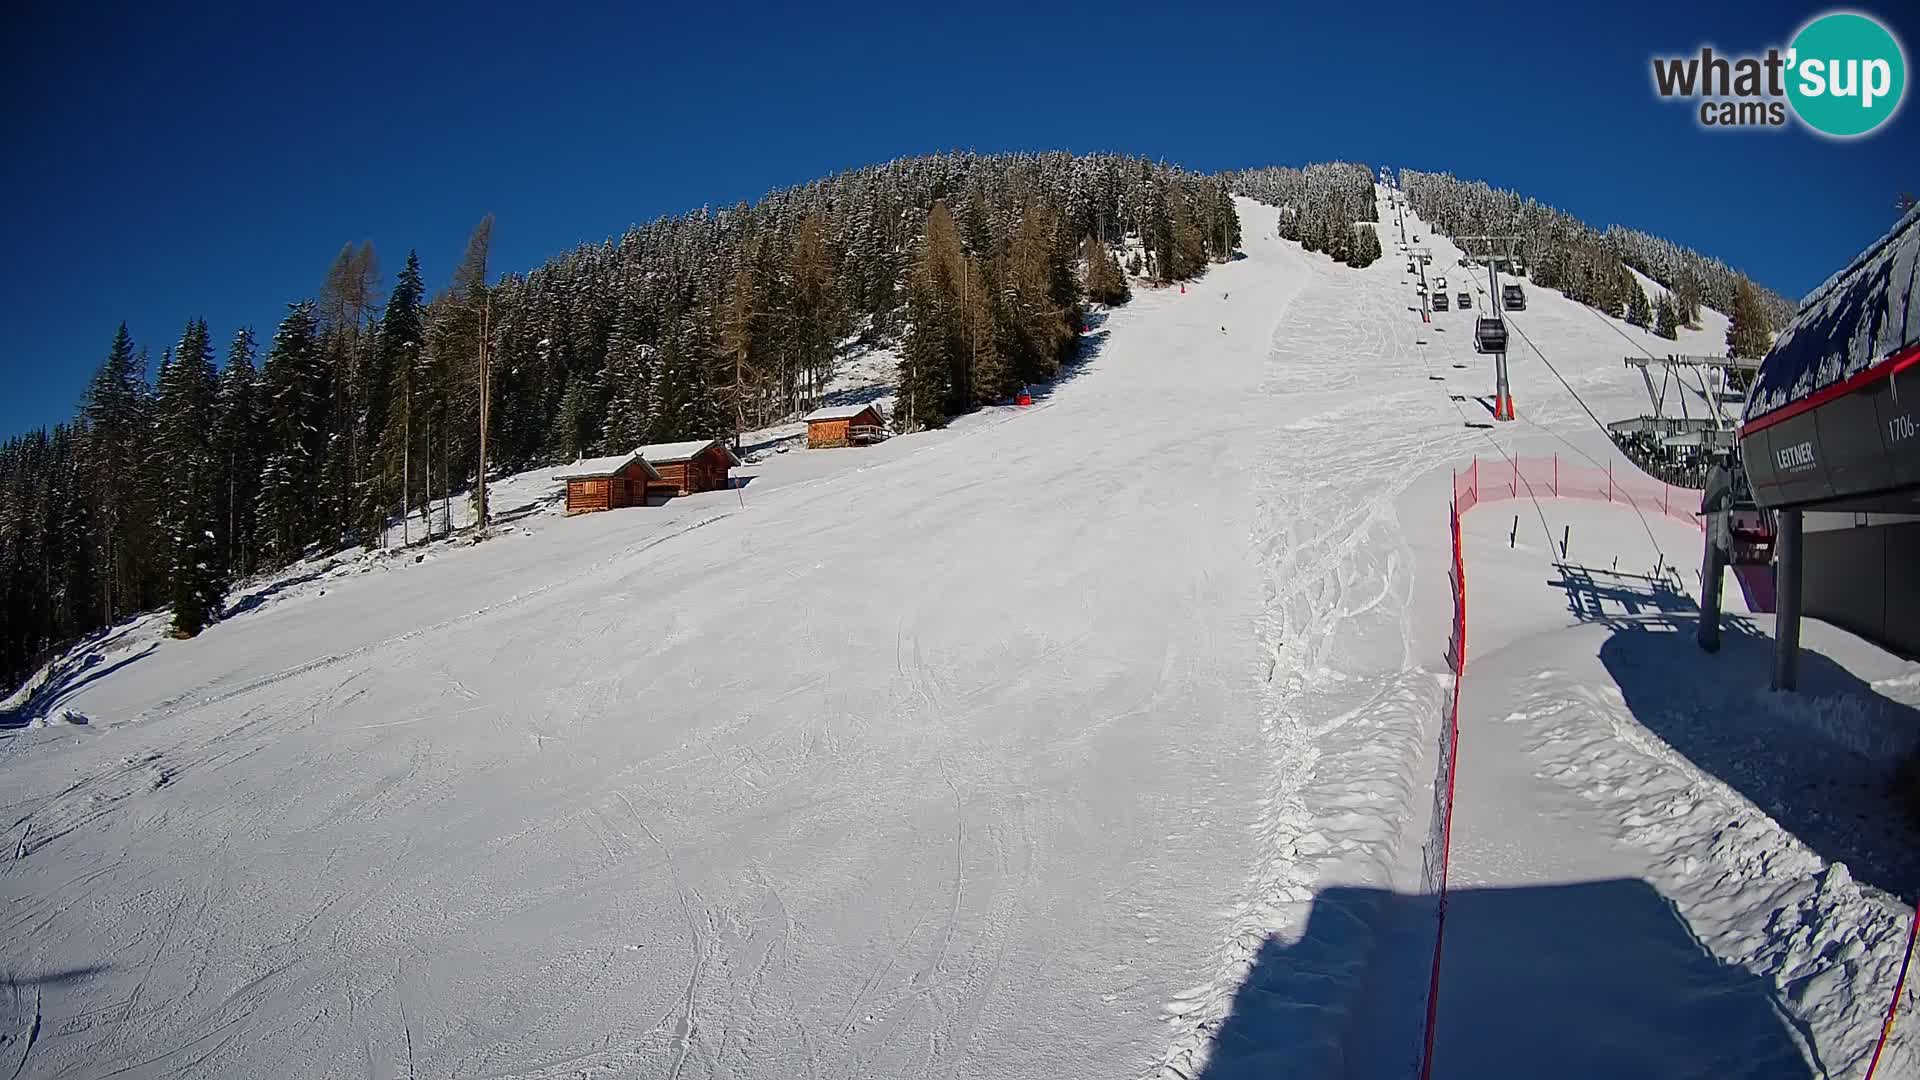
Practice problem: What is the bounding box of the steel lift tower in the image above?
[1605,352,1761,459]
[1455,235,1526,421]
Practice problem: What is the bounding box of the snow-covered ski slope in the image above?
[3,193,1913,1079]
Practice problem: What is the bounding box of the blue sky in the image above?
[2,0,1915,437]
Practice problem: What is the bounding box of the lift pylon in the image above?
[1455,234,1528,422]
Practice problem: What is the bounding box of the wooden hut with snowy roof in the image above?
[555,451,661,515]
[803,403,887,449]
[638,439,742,498]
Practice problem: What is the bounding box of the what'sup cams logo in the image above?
[1651,10,1907,137]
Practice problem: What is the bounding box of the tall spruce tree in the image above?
[81,324,157,623]
[1673,281,1703,328]
[1653,292,1680,340]
[650,303,725,441]
[256,302,325,565]
[213,329,264,578]
[156,319,226,635]
[1625,280,1653,328]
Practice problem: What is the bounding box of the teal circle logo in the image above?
[1787,12,1906,137]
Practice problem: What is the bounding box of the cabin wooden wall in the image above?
[611,460,652,508]
[693,447,732,492]
[807,408,879,449]
[648,461,688,498]
[567,478,611,514]
[809,419,851,449]
[567,459,657,513]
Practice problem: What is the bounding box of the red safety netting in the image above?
[1417,500,1466,1080]
[1451,453,1704,531]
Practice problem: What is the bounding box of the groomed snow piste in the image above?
[2,194,1914,1079]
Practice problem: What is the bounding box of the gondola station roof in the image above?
[1740,206,1920,512]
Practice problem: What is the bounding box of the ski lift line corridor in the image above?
[1153,203,1507,1080]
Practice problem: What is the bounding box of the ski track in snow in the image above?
[1149,201,1485,1080]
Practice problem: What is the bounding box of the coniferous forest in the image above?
[1398,169,1797,331]
[1225,163,1384,267]
[0,152,1240,691]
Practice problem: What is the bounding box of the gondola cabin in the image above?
[639,439,743,498]
[1473,317,1507,354]
[803,404,888,449]
[555,451,661,515]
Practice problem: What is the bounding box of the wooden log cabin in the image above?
[803,403,887,449]
[555,451,661,515]
[638,439,742,498]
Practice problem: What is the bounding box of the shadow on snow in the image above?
[1551,562,1920,899]
[1,637,157,730]
[1195,882,1812,1080]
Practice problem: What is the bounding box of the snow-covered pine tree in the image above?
[213,328,264,579]
[81,324,161,622]
[256,301,325,565]
[547,370,605,460]
[601,302,658,453]
[649,303,725,443]
[1346,224,1382,268]
[1625,277,1653,328]
[1653,292,1680,340]
[156,319,226,635]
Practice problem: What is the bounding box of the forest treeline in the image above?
[1225,163,1383,267]
[1,151,1237,693]
[1398,168,1795,341]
